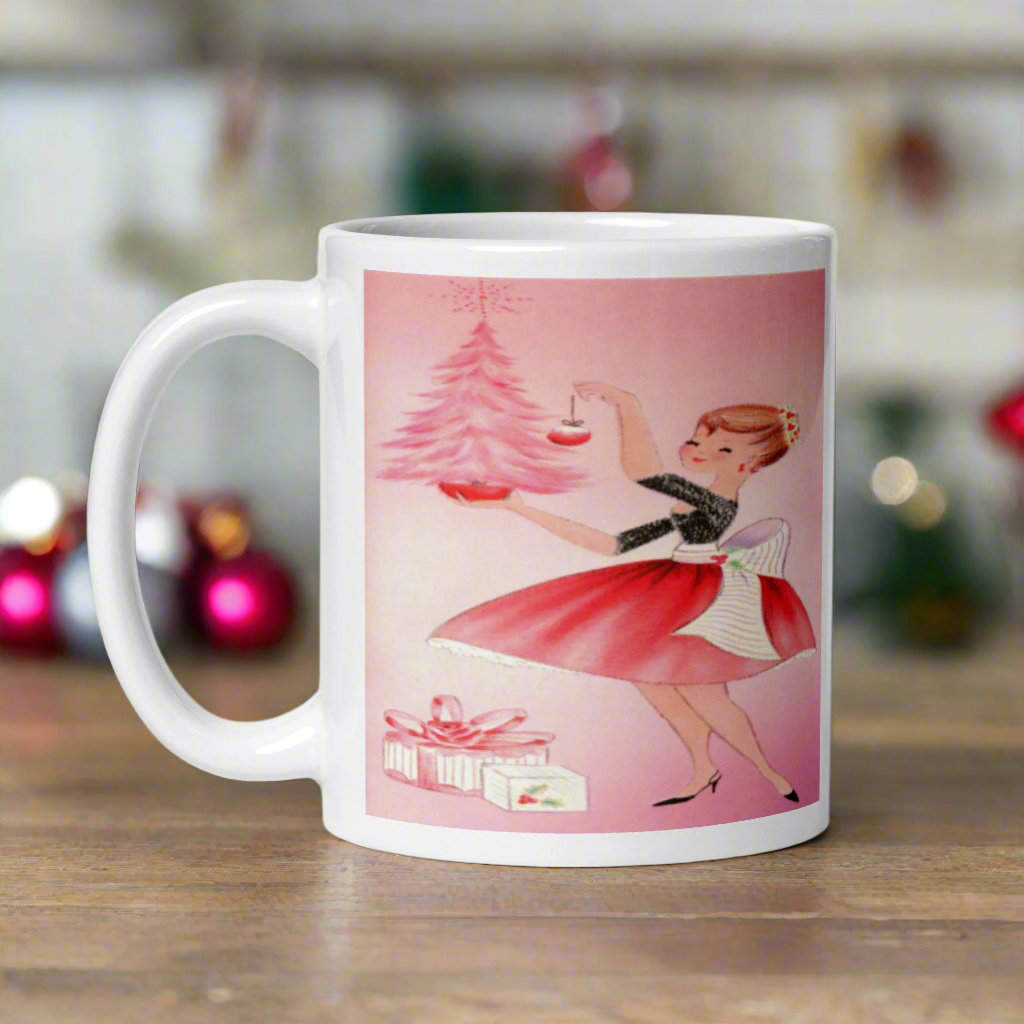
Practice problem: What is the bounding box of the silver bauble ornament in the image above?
[53,544,181,659]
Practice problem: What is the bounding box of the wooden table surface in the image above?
[2,633,1023,1024]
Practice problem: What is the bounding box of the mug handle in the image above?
[88,280,324,782]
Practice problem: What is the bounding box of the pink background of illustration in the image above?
[364,269,826,833]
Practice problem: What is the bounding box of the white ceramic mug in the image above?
[90,213,835,866]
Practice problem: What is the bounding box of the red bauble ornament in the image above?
[557,89,634,212]
[438,482,513,503]
[988,383,1024,457]
[0,547,61,652]
[548,422,592,447]
[890,120,951,211]
[194,550,297,651]
[547,395,592,447]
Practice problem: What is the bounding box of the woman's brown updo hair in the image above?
[697,404,800,471]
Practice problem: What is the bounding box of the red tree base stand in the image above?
[548,395,592,447]
[438,482,513,503]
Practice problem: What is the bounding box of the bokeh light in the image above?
[897,480,948,530]
[136,501,191,573]
[0,572,47,623]
[584,156,633,211]
[870,457,919,505]
[208,578,258,624]
[197,504,251,560]
[0,477,63,545]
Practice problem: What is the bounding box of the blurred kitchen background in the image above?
[0,0,1022,662]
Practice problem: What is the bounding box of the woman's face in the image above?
[679,425,757,475]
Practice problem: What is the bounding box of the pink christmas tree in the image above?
[379,281,587,494]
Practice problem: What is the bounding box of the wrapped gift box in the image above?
[481,764,588,812]
[383,694,553,796]
[384,734,548,795]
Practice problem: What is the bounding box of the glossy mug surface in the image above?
[89,213,835,866]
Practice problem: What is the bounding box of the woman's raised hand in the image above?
[445,490,526,511]
[574,381,633,406]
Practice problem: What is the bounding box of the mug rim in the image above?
[324,212,834,247]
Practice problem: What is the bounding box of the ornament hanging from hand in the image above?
[548,395,592,447]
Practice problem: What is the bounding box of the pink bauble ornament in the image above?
[194,550,296,650]
[547,395,592,446]
[0,547,61,653]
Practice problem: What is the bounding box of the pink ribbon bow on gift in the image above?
[384,695,553,750]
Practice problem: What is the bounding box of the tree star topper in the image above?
[437,279,533,322]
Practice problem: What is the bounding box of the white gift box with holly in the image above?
[481,764,589,812]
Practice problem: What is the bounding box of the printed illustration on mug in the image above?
[366,271,826,832]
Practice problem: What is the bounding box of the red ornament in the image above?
[0,547,61,652]
[989,383,1024,457]
[194,550,297,651]
[547,395,592,447]
[438,482,513,503]
[548,423,592,447]
[558,89,634,212]
[890,120,951,211]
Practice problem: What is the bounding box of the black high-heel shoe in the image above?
[783,790,800,802]
[653,771,722,807]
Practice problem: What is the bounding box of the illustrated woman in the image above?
[430,382,816,806]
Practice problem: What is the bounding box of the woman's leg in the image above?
[679,683,793,795]
[634,682,719,796]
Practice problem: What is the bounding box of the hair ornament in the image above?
[778,406,800,446]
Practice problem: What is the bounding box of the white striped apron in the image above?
[670,519,792,662]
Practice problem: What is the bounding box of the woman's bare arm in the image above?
[615,393,663,480]
[514,505,618,555]
[574,381,663,480]
[447,490,618,555]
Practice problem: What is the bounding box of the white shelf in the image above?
[1,0,1022,76]
[0,0,178,69]
[264,0,1024,61]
